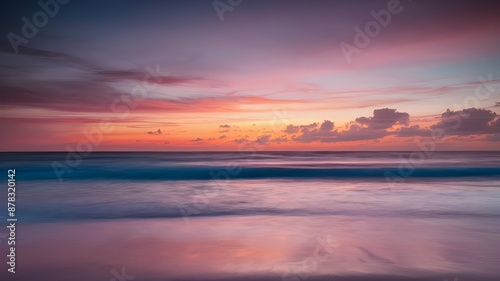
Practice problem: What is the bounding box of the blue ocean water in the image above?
[0,151,499,222]
[2,151,500,181]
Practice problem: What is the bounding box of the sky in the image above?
[0,0,499,151]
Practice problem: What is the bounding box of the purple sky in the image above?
[0,0,499,150]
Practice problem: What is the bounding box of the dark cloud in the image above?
[355,108,409,130]
[273,135,289,144]
[219,124,231,128]
[334,124,389,142]
[397,125,432,138]
[320,120,334,131]
[255,135,272,145]
[0,47,208,114]
[430,108,498,135]
[191,138,203,142]
[219,135,227,139]
[1,45,94,67]
[230,134,288,145]
[283,123,318,134]
[232,138,248,144]
[147,128,162,135]
[288,109,412,143]
[283,125,299,134]
[292,120,338,143]
[286,108,500,144]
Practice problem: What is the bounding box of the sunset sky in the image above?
[1,0,499,151]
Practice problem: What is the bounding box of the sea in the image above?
[0,151,499,281]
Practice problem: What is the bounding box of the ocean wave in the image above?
[11,207,500,223]
[12,166,500,181]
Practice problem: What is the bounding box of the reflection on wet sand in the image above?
[5,214,500,281]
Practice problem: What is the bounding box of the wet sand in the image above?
[2,215,499,281]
